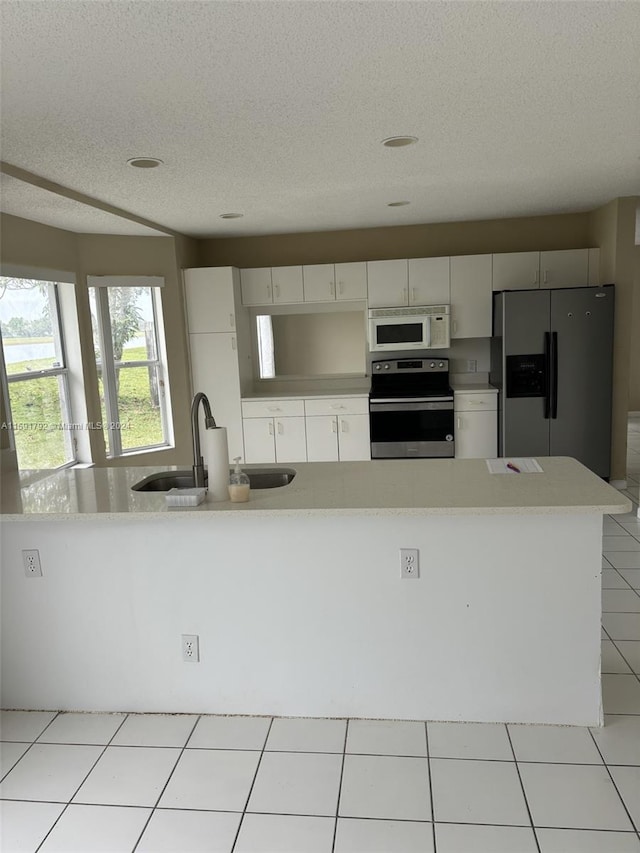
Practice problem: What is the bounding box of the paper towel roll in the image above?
[203,427,229,502]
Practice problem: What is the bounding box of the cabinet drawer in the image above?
[454,392,497,412]
[304,397,369,417]
[242,399,304,418]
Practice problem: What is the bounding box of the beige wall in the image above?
[588,197,639,480]
[271,312,366,377]
[0,214,195,469]
[629,244,640,412]
[201,212,592,267]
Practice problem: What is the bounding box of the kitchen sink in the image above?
[131,467,296,492]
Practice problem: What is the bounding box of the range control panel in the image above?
[372,358,449,374]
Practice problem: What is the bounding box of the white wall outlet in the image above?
[181,634,200,662]
[22,549,42,577]
[400,548,419,579]
[467,359,477,373]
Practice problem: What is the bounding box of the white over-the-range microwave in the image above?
[368,305,451,352]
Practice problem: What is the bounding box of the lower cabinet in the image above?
[454,391,498,459]
[242,396,370,463]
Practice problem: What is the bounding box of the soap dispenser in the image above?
[229,457,250,502]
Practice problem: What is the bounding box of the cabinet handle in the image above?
[268,422,274,435]
[332,420,338,433]
[543,269,549,284]
[329,281,335,296]
[457,417,462,430]
[277,421,284,435]
[411,287,416,303]
[340,419,347,433]
[267,406,281,412]
[267,284,272,299]
[338,281,345,294]
[533,270,539,285]
[275,283,281,298]
[330,404,345,410]
[403,288,408,303]
[231,336,237,351]
[452,320,458,334]
[230,313,235,328]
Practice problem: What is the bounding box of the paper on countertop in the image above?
[486,458,544,474]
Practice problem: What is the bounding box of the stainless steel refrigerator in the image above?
[490,285,614,478]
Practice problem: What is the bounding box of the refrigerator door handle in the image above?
[544,331,551,420]
[551,331,559,419]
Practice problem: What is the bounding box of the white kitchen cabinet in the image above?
[189,333,244,461]
[454,390,497,459]
[408,257,450,305]
[273,416,307,462]
[242,415,307,464]
[305,415,339,461]
[450,254,492,339]
[367,259,408,308]
[240,268,273,305]
[242,418,276,463]
[303,264,336,302]
[335,262,367,301]
[304,397,370,461]
[539,249,589,289]
[492,251,540,291]
[184,267,237,333]
[272,266,304,303]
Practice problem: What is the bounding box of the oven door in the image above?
[369,397,454,458]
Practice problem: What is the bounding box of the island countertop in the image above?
[0,457,631,520]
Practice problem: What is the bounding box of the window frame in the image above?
[91,283,171,458]
[1,279,77,469]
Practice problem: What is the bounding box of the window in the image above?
[89,280,171,456]
[0,277,76,469]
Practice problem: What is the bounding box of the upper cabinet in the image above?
[335,262,367,301]
[491,252,540,292]
[492,248,599,291]
[240,267,273,305]
[271,266,304,303]
[366,259,408,308]
[408,257,450,305]
[184,267,237,333]
[450,254,492,339]
[303,264,336,302]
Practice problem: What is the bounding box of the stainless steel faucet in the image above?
[191,392,217,487]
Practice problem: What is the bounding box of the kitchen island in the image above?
[0,458,630,726]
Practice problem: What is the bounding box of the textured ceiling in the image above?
[1,0,639,238]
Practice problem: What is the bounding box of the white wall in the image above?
[1,511,602,725]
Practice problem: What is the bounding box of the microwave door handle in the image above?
[424,318,431,348]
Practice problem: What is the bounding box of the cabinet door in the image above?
[184,267,236,333]
[272,266,304,303]
[366,259,408,308]
[539,249,589,289]
[189,333,244,461]
[450,254,492,339]
[275,416,307,462]
[455,410,497,459]
[335,262,367,301]
[338,414,371,461]
[240,268,273,305]
[492,252,540,291]
[306,415,339,461]
[408,257,450,305]
[303,264,336,302]
[243,418,276,463]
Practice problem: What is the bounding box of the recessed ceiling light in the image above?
[219,213,244,219]
[381,136,418,148]
[387,201,411,207]
[127,157,163,168]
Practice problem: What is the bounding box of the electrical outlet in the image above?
[467,359,477,373]
[400,548,419,579]
[22,549,42,577]
[181,634,200,662]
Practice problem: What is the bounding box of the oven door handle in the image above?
[370,400,454,412]
[370,396,454,404]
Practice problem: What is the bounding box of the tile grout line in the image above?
[330,718,349,853]
[33,712,130,852]
[586,725,640,840]
[424,722,437,853]
[0,710,62,785]
[504,724,541,853]
[130,713,203,853]
[229,716,275,853]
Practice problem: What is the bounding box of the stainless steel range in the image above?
[369,357,454,458]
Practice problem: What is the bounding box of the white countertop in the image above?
[242,389,369,401]
[0,458,630,520]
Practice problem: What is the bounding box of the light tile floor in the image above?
[1,418,640,853]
